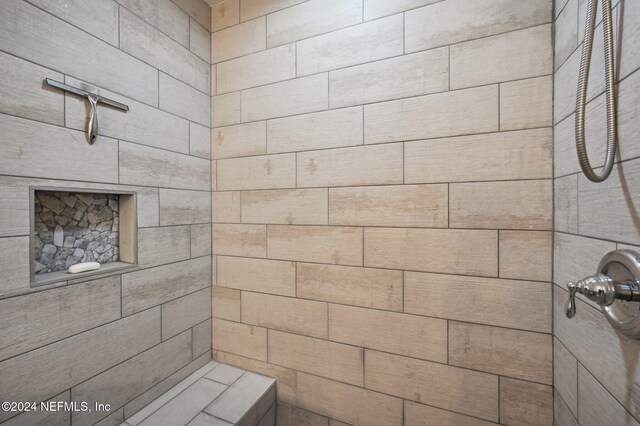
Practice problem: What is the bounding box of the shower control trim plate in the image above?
[564,250,640,338]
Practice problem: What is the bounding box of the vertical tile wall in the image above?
[0,1,212,424]
[553,0,640,424]
[210,1,554,424]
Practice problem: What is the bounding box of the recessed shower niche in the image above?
[30,187,137,286]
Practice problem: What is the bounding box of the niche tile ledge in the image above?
[30,186,138,287]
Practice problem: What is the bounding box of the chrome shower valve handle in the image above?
[565,274,618,318]
[564,250,640,338]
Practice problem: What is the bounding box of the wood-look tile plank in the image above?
[242,189,328,225]
[450,25,552,90]
[216,256,295,296]
[267,225,363,266]
[449,180,553,230]
[365,350,499,422]
[297,144,403,188]
[297,263,403,311]
[365,228,498,277]
[405,0,551,51]
[213,318,267,361]
[329,184,447,228]
[329,304,447,362]
[405,272,551,332]
[242,292,328,338]
[329,47,448,108]
[212,224,267,257]
[405,129,552,183]
[296,15,403,76]
[266,0,362,48]
[364,86,499,144]
[448,321,552,384]
[296,373,402,426]
[217,154,296,191]
[500,377,553,426]
[267,107,362,154]
[269,330,363,386]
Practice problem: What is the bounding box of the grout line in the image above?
[220,321,553,392]
[117,140,121,183]
[557,325,640,425]
[577,361,581,423]
[497,83,501,130]
[447,183,450,228]
[576,170,580,235]
[1,218,556,240]
[211,125,554,161]
[187,120,191,154]
[22,1,211,101]
[401,271,405,313]
[213,7,550,63]
[215,289,552,336]
[326,302,329,340]
[159,302,163,340]
[266,327,270,363]
[0,105,209,159]
[447,45,451,90]
[556,388,579,422]
[212,21,554,96]
[361,226,365,267]
[119,275,123,318]
[402,142,405,184]
[210,79,555,129]
[179,178,555,195]
[554,229,639,249]
[497,376,501,423]
[361,105,365,144]
[497,230,500,276]
[230,364,499,426]
[402,12,406,55]
[326,188,330,226]
[0,302,178,370]
[446,320,449,365]
[0,253,212,302]
[130,356,220,425]
[157,189,162,227]
[263,120,268,153]
[118,4,121,49]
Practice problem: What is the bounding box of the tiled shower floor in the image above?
[120,361,276,426]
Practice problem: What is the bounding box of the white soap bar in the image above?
[68,262,101,274]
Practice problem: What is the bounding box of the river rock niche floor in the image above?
[34,191,119,274]
[121,361,276,426]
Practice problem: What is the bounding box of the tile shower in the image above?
[0,0,638,426]
[0,0,213,424]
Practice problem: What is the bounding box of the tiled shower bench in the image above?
[120,361,276,426]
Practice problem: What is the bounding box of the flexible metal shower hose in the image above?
[575,0,617,182]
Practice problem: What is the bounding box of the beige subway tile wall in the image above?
[553,0,640,424]
[0,0,213,424]
[211,0,554,424]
